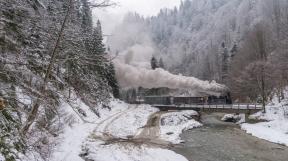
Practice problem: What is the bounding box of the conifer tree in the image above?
[151,56,158,70]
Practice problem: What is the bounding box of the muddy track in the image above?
[91,108,172,147]
[135,111,171,146]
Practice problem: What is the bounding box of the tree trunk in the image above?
[261,66,266,113]
[21,0,73,135]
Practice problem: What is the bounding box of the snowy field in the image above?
[241,96,288,146]
[160,111,202,144]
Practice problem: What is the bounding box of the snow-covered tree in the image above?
[151,56,158,70]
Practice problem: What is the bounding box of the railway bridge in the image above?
[153,104,263,115]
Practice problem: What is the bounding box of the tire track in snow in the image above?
[102,105,139,137]
[93,105,135,137]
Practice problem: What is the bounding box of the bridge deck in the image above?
[153,104,263,114]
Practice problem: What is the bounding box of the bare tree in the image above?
[229,23,274,112]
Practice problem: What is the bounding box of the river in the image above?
[172,113,288,161]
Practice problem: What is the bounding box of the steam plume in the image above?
[114,61,228,95]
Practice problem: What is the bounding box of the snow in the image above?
[82,140,188,161]
[160,111,202,144]
[82,104,192,161]
[16,87,32,106]
[50,98,131,161]
[242,121,288,146]
[0,155,4,161]
[221,113,245,124]
[46,96,189,161]
[102,104,159,138]
[15,89,201,161]
[241,92,288,146]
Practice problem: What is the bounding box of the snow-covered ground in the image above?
[241,93,288,146]
[40,95,194,161]
[97,104,159,138]
[82,107,197,161]
[82,140,188,161]
[50,99,130,161]
[160,111,202,144]
[15,87,203,161]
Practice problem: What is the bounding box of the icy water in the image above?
[172,113,288,161]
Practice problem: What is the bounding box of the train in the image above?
[144,93,232,105]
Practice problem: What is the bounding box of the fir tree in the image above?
[151,56,158,70]
[106,63,120,98]
[85,23,106,56]
[81,0,93,32]
[221,43,229,84]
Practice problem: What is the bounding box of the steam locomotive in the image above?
[144,93,232,105]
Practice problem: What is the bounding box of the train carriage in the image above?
[173,97,205,105]
[144,92,232,105]
[144,96,173,105]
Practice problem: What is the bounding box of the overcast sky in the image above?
[92,0,181,34]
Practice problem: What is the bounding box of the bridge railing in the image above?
[155,103,263,110]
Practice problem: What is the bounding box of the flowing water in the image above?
[172,113,288,161]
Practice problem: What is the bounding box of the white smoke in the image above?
[114,61,228,95]
[107,13,227,96]
[118,44,154,69]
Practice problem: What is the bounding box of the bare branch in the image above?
[89,0,118,9]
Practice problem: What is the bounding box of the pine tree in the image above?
[106,63,120,98]
[81,0,93,32]
[151,56,158,70]
[221,42,229,84]
[230,43,238,57]
[85,22,106,56]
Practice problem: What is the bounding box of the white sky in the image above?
[92,0,181,34]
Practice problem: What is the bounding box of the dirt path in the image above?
[172,113,288,161]
[134,111,171,146]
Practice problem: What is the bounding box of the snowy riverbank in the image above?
[81,108,202,161]
[160,111,202,144]
[241,97,288,146]
[19,93,201,161]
